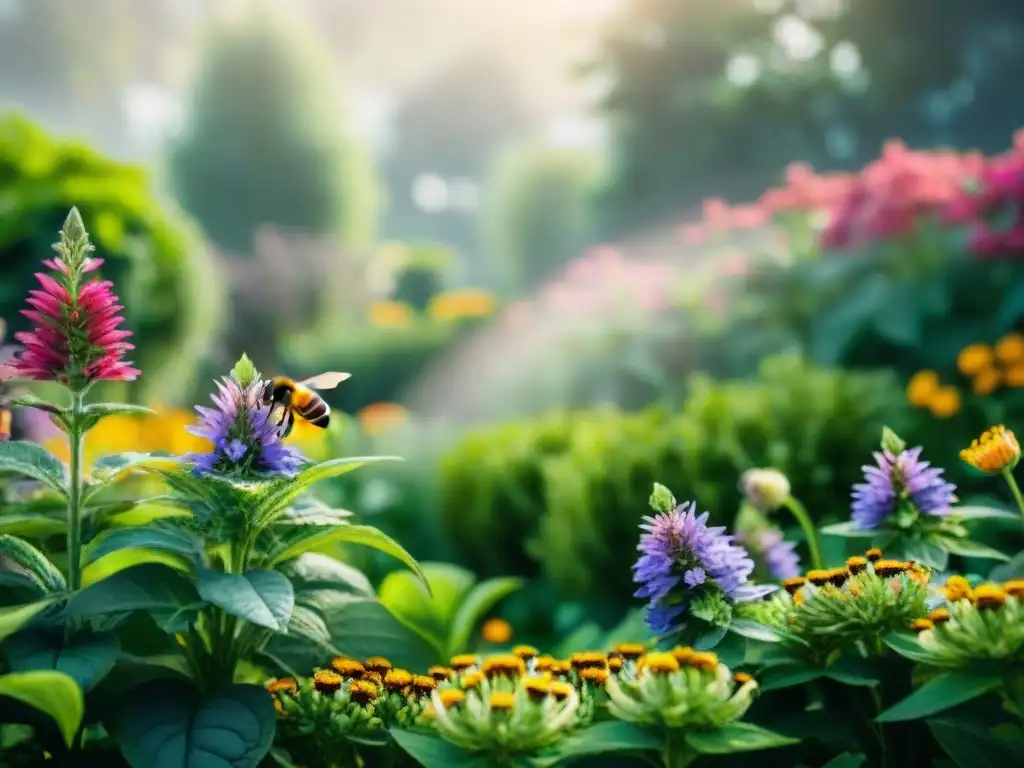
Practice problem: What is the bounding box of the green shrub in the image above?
[0,115,219,401]
[168,6,379,253]
[438,353,908,606]
[389,242,453,311]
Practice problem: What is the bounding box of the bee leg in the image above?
[282,410,295,439]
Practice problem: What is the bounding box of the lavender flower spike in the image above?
[633,500,777,635]
[851,446,957,530]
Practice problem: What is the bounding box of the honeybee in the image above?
[262,372,351,438]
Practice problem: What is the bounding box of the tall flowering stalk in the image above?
[2,209,139,590]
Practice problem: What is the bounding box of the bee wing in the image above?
[299,372,351,391]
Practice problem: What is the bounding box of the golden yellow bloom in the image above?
[363,671,382,685]
[873,560,910,578]
[523,676,551,701]
[846,556,868,575]
[569,652,607,670]
[957,344,994,376]
[532,656,556,672]
[995,333,1024,364]
[607,656,623,672]
[364,657,392,674]
[429,666,454,681]
[450,655,478,671]
[481,654,525,678]
[266,678,298,695]
[670,646,694,665]
[331,658,365,678]
[439,689,465,709]
[972,583,1007,610]
[513,645,538,660]
[961,425,1021,473]
[383,669,413,692]
[428,289,497,322]
[357,402,408,436]
[733,672,754,685]
[580,667,610,685]
[348,679,378,705]
[614,643,647,660]
[806,569,831,587]
[686,652,719,672]
[972,366,1002,396]
[927,386,961,418]
[313,670,343,695]
[782,576,806,595]
[551,660,572,677]
[906,370,941,407]
[489,692,515,711]
[1006,365,1024,387]
[865,548,883,562]
[412,675,438,695]
[368,300,414,328]
[910,619,933,633]
[944,575,973,602]
[481,617,513,644]
[828,568,851,587]
[462,671,484,689]
[639,652,679,674]
[1003,580,1024,599]
[928,607,951,625]
[550,681,573,700]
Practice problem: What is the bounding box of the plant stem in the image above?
[66,391,85,592]
[662,735,696,768]
[783,496,824,571]
[870,687,889,768]
[1001,467,1024,520]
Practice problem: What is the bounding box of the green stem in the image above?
[783,496,824,571]
[66,391,85,592]
[662,735,696,768]
[871,687,889,768]
[1001,467,1024,521]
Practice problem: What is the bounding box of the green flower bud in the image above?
[881,426,907,455]
[232,353,259,388]
[739,468,791,513]
[690,590,733,627]
[649,483,677,514]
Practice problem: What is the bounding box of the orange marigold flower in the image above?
[957,344,994,376]
[481,617,513,644]
[995,333,1024,365]
[960,425,1021,473]
[906,370,941,407]
[927,386,961,419]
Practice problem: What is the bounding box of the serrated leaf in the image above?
[685,722,799,754]
[196,569,294,632]
[0,670,84,747]
[876,672,1002,722]
[0,600,56,645]
[447,576,525,657]
[3,629,119,691]
[940,536,1011,562]
[0,441,67,495]
[83,526,201,568]
[0,534,66,592]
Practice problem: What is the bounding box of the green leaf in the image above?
[268,525,427,593]
[3,630,119,691]
[821,754,867,768]
[274,498,353,527]
[65,563,200,620]
[0,515,66,537]
[283,553,374,599]
[255,456,402,525]
[378,562,475,645]
[90,498,190,527]
[232,354,258,388]
[79,403,155,431]
[819,522,879,539]
[602,608,655,648]
[0,534,66,592]
[537,720,661,766]
[3,394,63,414]
[954,506,1022,521]
[323,598,440,670]
[902,537,950,570]
[0,441,67,495]
[0,670,84,748]
[940,536,1011,562]
[876,673,1002,722]
[884,632,937,664]
[83,526,201,568]
[928,718,1024,767]
[728,618,781,643]
[112,680,275,768]
[685,722,799,754]
[758,665,825,692]
[390,728,492,768]
[196,569,294,632]
[82,548,192,586]
[0,601,55,645]
[824,657,880,687]
[447,576,525,657]
[811,273,889,365]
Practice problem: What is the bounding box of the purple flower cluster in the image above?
[633,501,776,635]
[747,528,801,581]
[851,446,957,530]
[187,373,302,476]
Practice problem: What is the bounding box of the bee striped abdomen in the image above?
[296,390,331,427]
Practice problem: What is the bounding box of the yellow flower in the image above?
[957,344,994,376]
[412,675,438,696]
[638,652,679,674]
[943,575,973,602]
[313,670,343,694]
[348,679,378,705]
[450,654,478,671]
[427,289,497,322]
[906,370,941,407]
[960,425,1021,473]
[733,672,754,685]
[357,402,408,436]
[1003,580,1024,599]
[383,669,413,692]
[331,658,365,678]
[782,576,806,594]
[569,651,607,670]
[481,654,525,678]
[439,689,465,708]
[927,607,951,624]
[972,583,1007,610]
[580,667,610,685]
[364,657,392,674]
[549,681,573,700]
[972,366,1002,397]
[1006,365,1024,388]
[489,691,516,711]
[910,618,933,633]
[481,618,512,644]
[266,678,298,695]
[995,333,1024,364]
[429,665,454,681]
[927,386,961,419]
[462,671,484,689]
[368,300,414,328]
[523,676,551,701]
[513,645,538,660]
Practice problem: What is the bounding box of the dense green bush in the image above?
[0,115,219,401]
[390,242,453,311]
[168,5,379,253]
[438,354,908,606]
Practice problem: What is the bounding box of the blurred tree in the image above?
[482,141,604,292]
[0,115,220,402]
[168,3,380,254]
[591,0,1024,231]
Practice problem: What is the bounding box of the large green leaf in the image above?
[112,680,275,768]
[379,562,475,645]
[939,536,1011,562]
[0,515,66,537]
[274,498,353,527]
[684,722,799,754]
[901,537,949,570]
[0,534,66,592]
[876,673,1002,722]
[953,506,1021,522]
[283,553,374,600]
[83,526,201,568]
[322,597,441,670]
[64,563,200,620]
[91,498,191,527]
[447,576,525,657]
[3,629,119,691]
[0,600,55,644]
[820,754,867,768]
[818,522,879,539]
[927,719,1024,767]
[267,524,427,593]
[537,721,661,766]
[0,670,84,747]
[82,548,192,586]
[884,633,938,664]
[0,441,67,495]
[757,665,825,692]
[196,569,294,632]
[390,728,492,768]
[728,618,781,643]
